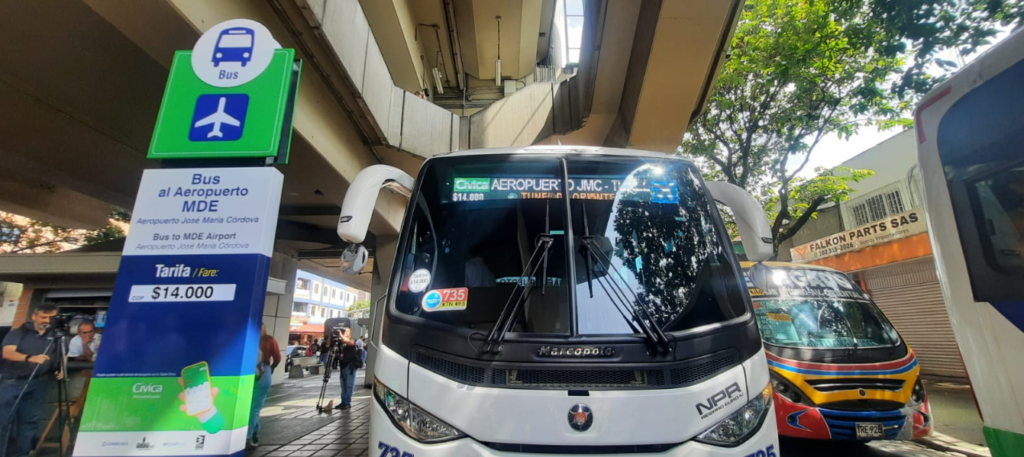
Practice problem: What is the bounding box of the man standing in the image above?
[0,304,62,457]
[333,327,357,410]
[354,335,365,367]
[68,320,99,362]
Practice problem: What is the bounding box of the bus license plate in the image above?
[856,423,883,439]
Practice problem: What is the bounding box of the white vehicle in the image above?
[914,29,1024,457]
[338,147,779,456]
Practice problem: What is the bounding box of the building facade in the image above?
[292,270,358,322]
[779,130,965,379]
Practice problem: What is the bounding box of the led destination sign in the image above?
[452,176,679,203]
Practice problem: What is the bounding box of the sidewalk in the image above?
[922,378,986,446]
[250,369,372,457]
[915,378,990,457]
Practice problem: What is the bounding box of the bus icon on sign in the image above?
[213,28,254,67]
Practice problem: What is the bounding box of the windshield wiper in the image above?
[821,305,859,356]
[482,202,555,354]
[578,236,672,355]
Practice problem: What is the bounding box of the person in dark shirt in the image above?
[0,304,63,457]
[333,327,357,410]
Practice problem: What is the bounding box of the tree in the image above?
[762,167,875,250]
[0,208,130,254]
[683,0,1021,255]
[348,299,371,317]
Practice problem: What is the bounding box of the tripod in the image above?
[315,341,342,414]
[1,330,73,457]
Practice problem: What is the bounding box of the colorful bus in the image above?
[742,262,932,441]
[337,147,781,456]
[914,28,1024,457]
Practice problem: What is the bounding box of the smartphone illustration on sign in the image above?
[182,362,214,416]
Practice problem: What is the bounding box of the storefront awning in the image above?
[293,324,324,334]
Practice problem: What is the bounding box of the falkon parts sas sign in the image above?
[790,208,926,262]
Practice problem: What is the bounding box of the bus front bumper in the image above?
[773,393,933,440]
[369,399,779,457]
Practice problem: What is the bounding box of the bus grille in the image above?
[807,378,905,392]
[818,408,906,440]
[411,348,738,390]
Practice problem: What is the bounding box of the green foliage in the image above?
[683,0,1018,254]
[348,299,371,316]
[0,207,130,254]
[764,166,874,234]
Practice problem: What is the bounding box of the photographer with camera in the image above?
[0,304,63,457]
[333,327,358,410]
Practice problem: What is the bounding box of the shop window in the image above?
[848,188,908,227]
[852,204,870,226]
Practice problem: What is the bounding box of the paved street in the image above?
[248,368,973,457]
[923,378,986,447]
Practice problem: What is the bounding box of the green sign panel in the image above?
[148,48,300,160]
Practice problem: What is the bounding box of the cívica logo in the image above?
[133,383,164,394]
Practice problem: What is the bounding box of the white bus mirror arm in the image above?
[337,165,415,244]
[704,181,774,262]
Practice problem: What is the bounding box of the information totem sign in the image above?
[74,18,297,457]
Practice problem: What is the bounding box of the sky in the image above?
[786,27,1014,178]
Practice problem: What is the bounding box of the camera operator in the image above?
[0,304,63,457]
[332,327,357,410]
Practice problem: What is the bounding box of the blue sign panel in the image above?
[75,168,283,457]
[189,94,249,142]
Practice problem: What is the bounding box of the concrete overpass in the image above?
[0,0,741,339]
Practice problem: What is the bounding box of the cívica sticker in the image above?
[408,269,431,293]
[421,288,468,312]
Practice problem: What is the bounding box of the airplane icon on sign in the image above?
[195,97,239,138]
[189,94,249,142]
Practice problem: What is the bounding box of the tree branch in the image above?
[775,195,828,249]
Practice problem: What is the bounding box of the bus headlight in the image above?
[695,383,772,446]
[373,379,464,443]
[908,379,927,406]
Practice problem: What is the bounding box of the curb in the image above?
[915,432,991,457]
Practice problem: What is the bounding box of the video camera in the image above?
[47,312,78,337]
[323,317,352,350]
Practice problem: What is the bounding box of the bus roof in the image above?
[739,261,840,272]
[432,145,688,162]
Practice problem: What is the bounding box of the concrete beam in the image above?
[0,172,112,229]
[359,0,425,93]
[607,0,741,152]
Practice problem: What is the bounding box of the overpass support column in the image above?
[265,251,299,385]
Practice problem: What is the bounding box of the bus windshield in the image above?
[747,267,900,348]
[392,155,747,338]
[753,298,899,348]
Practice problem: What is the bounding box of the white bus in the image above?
[337,147,780,456]
[914,29,1024,457]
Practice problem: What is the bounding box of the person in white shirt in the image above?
[68,321,100,361]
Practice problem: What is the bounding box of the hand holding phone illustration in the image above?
[178,362,225,433]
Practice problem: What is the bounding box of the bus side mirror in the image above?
[337,165,415,244]
[704,181,774,262]
[340,244,369,275]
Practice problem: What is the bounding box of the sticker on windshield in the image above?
[408,269,431,293]
[759,311,800,342]
[421,288,468,312]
